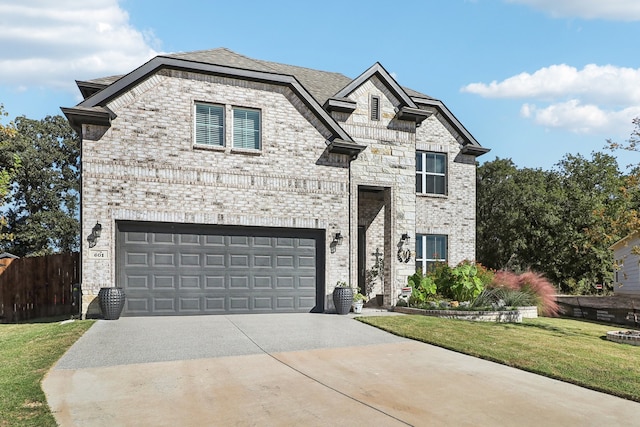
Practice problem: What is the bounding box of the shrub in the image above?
[518,271,559,317]
[488,270,559,317]
[470,288,535,310]
[407,269,437,306]
[447,262,485,301]
[490,270,520,290]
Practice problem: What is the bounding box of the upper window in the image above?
[416,151,446,195]
[233,108,261,150]
[195,103,224,146]
[415,234,447,273]
[370,95,380,121]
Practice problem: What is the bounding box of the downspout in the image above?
[77,127,83,318]
[348,159,352,286]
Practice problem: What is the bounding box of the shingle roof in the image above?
[165,48,355,105]
[87,48,434,105]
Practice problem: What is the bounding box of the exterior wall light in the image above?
[334,232,343,245]
[88,222,102,248]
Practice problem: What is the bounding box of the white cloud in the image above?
[462,64,640,105]
[0,0,159,92]
[506,0,640,21]
[463,64,640,136]
[520,100,640,134]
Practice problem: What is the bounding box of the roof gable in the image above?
[334,62,417,109]
[65,51,357,146]
[62,48,487,156]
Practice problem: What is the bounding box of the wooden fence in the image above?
[0,253,80,323]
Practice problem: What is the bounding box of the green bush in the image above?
[407,270,437,306]
[407,261,491,306]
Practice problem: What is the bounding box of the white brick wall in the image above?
[415,113,477,266]
[81,71,350,311]
[79,67,479,314]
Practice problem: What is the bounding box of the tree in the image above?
[0,105,20,243]
[477,152,638,294]
[0,113,79,256]
[476,158,563,276]
[554,153,638,291]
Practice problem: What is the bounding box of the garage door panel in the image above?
[118,222,322,315]
[205,297,225,312]
[125,232,148,244]
[205,276,225,288]
[299,276,315,289]
[254,236,272,247]
[229,236,249,246]
[179,234,200,245]
[126,253,148,266]
[230,276,249,289]
[180,253,201,267]
[299,296,316,309]
[276,255,294,267]
[254,255,272,267]
[204,235,225,246]
[179,298,201,311]
[153,233,175,244]
[153,253,175,266]
[205,254,225,267]
[126,298,149,313]
[153,298,175,312]
[127,276,148,288]
[153,275,175,289]
[298,255,315,268]
[230,297,250,310]
[230,254,249,267]
[179,276,201,289]
[254,276,273,289]
[276,297,294,310]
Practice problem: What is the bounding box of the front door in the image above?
[358,226,366,295]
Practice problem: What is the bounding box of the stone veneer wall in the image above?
[80,70,351,314]
[335,77,417,302]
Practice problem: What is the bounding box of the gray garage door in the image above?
[116,221,324,316]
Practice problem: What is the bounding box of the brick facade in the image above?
[66,50,488,316]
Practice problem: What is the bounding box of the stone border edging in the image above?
[392,306,526,323]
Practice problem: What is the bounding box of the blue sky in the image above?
[1,0,640,170]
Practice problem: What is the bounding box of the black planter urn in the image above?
[98,287,126,320]
[333,287,354,315]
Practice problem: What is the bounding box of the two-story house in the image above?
[62,48,489,317]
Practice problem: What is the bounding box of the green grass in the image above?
[0,318,94,427]
[358,315,640,402]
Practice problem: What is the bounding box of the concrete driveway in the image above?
[44,312,640,426]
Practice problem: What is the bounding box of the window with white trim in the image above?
[195,103,224,146]
[233,107,261,150]
[415,234,447,273]
[416,151,446,195]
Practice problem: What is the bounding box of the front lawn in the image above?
[0,319,94,427]
[358,315,640,402]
